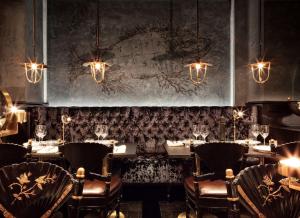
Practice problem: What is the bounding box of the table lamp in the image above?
[278,157,300,191]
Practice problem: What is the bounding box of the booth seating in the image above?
[26,106,255,183]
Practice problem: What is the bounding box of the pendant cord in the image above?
[169,0,173,52]
[196,0,200,60]
[258,0,263,59]
[32,0,36,60]
[96,0,100,60]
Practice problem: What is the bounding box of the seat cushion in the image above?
[83,175,122,196]
[184,176,227,196]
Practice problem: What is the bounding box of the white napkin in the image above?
[235,139,261,145]
[85,139,118,145]
[253,145,271,152]
[166,140,184,147]
[36,146,58,154]
[113,145,126,154]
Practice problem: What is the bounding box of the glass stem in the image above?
[264,138,266,145]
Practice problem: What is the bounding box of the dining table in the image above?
[163,139,283,164]
[23,140,137,161]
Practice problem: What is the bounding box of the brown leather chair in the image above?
[63,142,122,218]
[184,142,248,217]
[0,143,28,168]
[230,164,300,218]
[0,162,74,218]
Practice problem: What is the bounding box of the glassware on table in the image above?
[260,125,269,145]
[35,125,47,143]
[250,124,260,140]
[200,125,209,141]
[100,125,108,139]
[192,124,201,140]
[94,125,102,141]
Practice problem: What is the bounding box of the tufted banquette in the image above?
[26,106,256,183]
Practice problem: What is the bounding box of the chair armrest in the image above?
[193,172,215,181]
[225,169,240,218]
[89,172,111,182]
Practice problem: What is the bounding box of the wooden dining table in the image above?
[164,141,283,164]
[23,141,137,161]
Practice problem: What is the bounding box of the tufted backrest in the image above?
[28,107,254,154]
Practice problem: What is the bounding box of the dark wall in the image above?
[47,0,231,106]
[0,0,44,103]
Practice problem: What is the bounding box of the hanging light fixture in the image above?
[186,0,212,85]
[24,0,47,84]
[83,0,110,84]
[250,0,271,84]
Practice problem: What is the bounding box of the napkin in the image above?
[113,145,126,153]
[36,146,58,154]
[85,139,118,145]
[166,140,184,147]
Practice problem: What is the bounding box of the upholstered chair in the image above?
[63,142,122,218]
[0,162,74,218]
[231,164,300,218]
[184,142,248,217]
[0,143,28,168]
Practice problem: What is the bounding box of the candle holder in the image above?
[61,115,72,144]
[232,109,245,141]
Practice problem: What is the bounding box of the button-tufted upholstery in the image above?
[27,106,255,183]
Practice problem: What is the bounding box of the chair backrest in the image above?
[0,162,73,218]
[233,164,300,218]
[63,142,113,174]
[275,141,300,157]
[0,143,28,167]
[193,142,248,177]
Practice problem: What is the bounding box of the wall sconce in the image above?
[297,102,300,111]
[233,109,245,141]
[61,115,72,144]
[10,106,27,124]
[278,157,300,191]
[250,61,271,84]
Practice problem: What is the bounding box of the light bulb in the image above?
[95,62,101,70]
[31,63,37,70]
[257,62,265,70]
[195,63,201,70]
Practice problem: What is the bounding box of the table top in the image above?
[164,142,283,160]
[24,141,137,159]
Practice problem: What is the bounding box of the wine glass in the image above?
[35,125,47,143]
[200,125,209,141]
[100,125,108,140]
[260,125,269,145]
[250,124,260,140]
[192,124,201,140]
[94,125,102,141]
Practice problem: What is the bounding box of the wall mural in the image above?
[48,0,230,106]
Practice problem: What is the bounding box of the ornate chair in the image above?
[230,164,300,218]
[0,162,73,218]
[184,142,248,217]
[0,143,28,168]
[63,142,122,218]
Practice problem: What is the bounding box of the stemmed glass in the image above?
[95,125,102,141]
[95,124,109,140]
[100,125,108,140]
[250,124,260,141]
[200,125,209,141]
[35,125,47,143]
[260,125,269,145]
[192,124,201,140]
